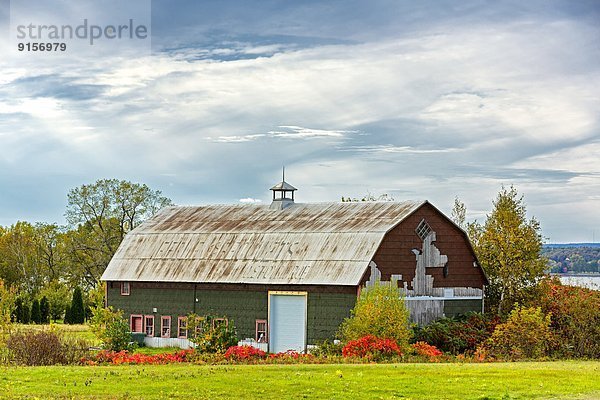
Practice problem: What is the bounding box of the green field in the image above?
[0,361,598,399]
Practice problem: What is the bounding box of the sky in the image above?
[0,0,599,243]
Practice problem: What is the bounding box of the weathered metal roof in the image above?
[101,201,425,286]
[270,181,297,191]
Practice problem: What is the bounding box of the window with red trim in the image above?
[120,282,130,296]
[145,315,154,337]
[212,317,228,330]
[161,316,171,338]
[255,319,267,343]
[178,316,188,338]
[130,314,143,333]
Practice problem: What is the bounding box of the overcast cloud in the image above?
[0,0,598,242]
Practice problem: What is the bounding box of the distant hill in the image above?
[542,244,600,274]
[544,243,600,248]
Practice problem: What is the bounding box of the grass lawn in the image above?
[0,361,598,399]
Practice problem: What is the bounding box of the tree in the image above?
[451,197,467,229]
[0,222,69,296]
[34,223,68,283]
[65,179,172,286]
[40,281,71,322]
[63,305,72,325]
[469,186,546,315]
[39,296,50,324]
[0,279,17,335]
[30,298,41,324]
[69,287,85,324]
[339,280,412,350]
[0,222,44,295]
[14,294,31,324]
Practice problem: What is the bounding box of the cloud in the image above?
[208,134,266,143]
[342,145,462,154]
[208,126,356,142]
[239,198,262,203]
[269,126,356,138]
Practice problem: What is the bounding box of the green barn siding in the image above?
[195,289,267,340]
[443,299,483,317]
[307,292,356,342]
[107,283,356,344]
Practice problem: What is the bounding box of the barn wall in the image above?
[443,299,483,317]
[370,202,486,289]
[107,282,356,344]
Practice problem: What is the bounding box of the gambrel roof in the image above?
[101,201,426,286]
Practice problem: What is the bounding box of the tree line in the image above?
[543,247,600,274]
[0,179,172,323]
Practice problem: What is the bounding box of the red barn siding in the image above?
[368,203,485,289]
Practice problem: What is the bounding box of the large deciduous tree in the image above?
[40,281,71,322]
[65,179,173,286]
[0,222,44,295]
[0,222,69,295]
[469,186,546,315]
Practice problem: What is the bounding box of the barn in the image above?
[101,179,487,351]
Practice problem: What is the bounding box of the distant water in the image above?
[558,275,600,291]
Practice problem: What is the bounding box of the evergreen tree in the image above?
[13,297,23,323]
[21,301,30,324]
[30,298,41,324]
[64,304,72,324]
[70,287,85,324]
[40,296,50,323]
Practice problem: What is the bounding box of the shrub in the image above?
[342,335,402,361]
[412,341,443,359]
[339,280,411,350]
[89,306,134,351]
[224,345,266,361]
[483,306,553,360]
[84,349,192,365]
[535,279,600,358]
[310,339,343,357]
[187,315,238,354]
[266,350,316,364]
[6,330,90,366]
[412,312,500,355]
[60,335,92,365]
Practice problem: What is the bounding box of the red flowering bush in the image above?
[535,279,600,358]
[342,335,402,361]
[83,349,193,365]
[224,345,266,361]
[412,341,443,359]
[265,350,316,364]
